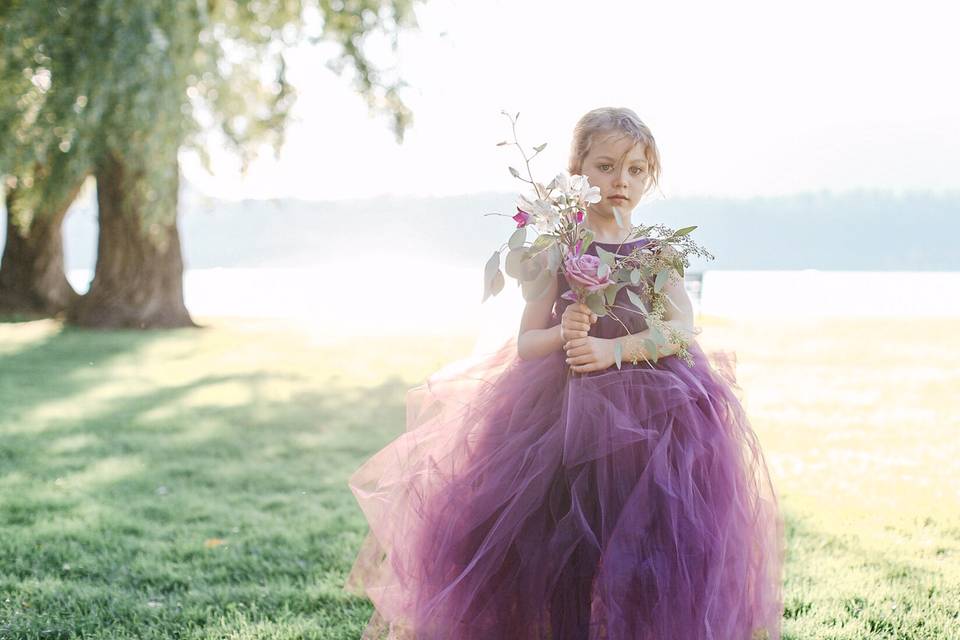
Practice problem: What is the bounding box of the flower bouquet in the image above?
[482,111,714,368]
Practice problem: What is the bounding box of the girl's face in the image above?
[578,131,649,221]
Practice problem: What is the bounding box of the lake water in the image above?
[66,266,960,348]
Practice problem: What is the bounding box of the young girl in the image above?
[344,107,786,640]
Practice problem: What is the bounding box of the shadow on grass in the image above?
[0,324,409,639]
[4,325,957,638]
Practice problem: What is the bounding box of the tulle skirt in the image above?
[344,337,785,640]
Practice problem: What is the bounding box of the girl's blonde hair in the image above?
[568,107,662,200]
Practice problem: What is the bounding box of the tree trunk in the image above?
[0,182,84,318]
[67,152,196,329]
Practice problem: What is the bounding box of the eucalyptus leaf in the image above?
[654,268,670,293]
[595,245,616,266]
[626,288,648,313]
[630,268,642,285]
[648,322,666,345]
[580,228,595,255]
[482,250,500,301]
[511,247,543,281]
[597,262,610,279]
[529,233,556,257]
[547,243,561,272]
[614,341,623,370]
[674,225,697,236]
[612,206,623,227]
[585,292,607,317]
[491,269,505,296]
[533,142,547,152]
[604,282,623,305]
[508,227,526,250]
[644,338,659,363]
[509,166,521,179]
[521,268,553,302]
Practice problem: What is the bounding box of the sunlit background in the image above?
[17,0,958,350]
[2,1,959,637]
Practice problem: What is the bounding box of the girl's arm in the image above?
[565,247,699,372]
[517,253,562,360]
[616,247,699,362]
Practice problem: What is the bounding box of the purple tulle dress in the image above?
[344,238,786,640]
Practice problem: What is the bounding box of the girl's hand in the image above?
[560,302,596,343]
[565,336,618,373]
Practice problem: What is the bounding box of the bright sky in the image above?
[180,0,960,202]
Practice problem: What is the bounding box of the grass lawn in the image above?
[0,314,958,639]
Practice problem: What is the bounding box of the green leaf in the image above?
[672,257,685,278]
[482,250,500,302]
[580,228,595,255]
[644,338,659,363]
[529,233,556,256]
[612,206,623,227]
[505,248,528,279]
[521,268,553,301]
[585,292,607,317]
[533,142,547,152]
[630,268,642,285]
[595,245,616,266]
[604,282,622,305]
[626,289,647,313]
[674,225,697,236]
[509,166,521,179]
[654,268,671,293]
[597,261,611,279]
[491,269,505,296]
[648,322,666,345]
[508,227,526,250]
[546,243,561,272]
[614,341,622,369]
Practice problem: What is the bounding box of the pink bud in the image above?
[513,207,531,228]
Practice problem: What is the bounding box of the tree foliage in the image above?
[0,0,420,239]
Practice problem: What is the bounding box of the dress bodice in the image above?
[550,237,654,340]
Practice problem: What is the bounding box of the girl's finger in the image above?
[562,325,589,336]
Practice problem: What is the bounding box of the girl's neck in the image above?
[586,224,632,244]
[584,206,632,243]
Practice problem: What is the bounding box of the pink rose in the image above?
[513,207,531,228]
[563,251,611,294]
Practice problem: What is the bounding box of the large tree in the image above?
[0,0,420,327]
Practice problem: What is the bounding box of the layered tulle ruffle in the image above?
[344,337,785,640]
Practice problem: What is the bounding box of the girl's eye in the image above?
[631,167,647,175]
[599,164,612,171]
